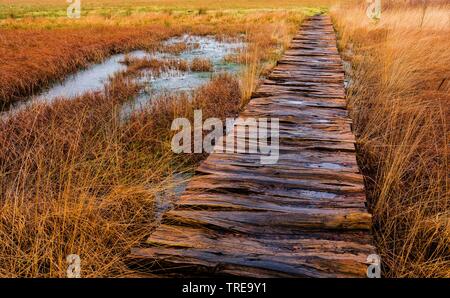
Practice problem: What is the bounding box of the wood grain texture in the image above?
[128,15,376,277]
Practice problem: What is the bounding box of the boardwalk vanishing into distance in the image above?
[128,15,376,277]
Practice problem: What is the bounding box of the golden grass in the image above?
[332,2,449,277]
[190,58,213,72]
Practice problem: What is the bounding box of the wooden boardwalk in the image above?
[129,15,376,277]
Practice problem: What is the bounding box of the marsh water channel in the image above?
[2,34,245,118]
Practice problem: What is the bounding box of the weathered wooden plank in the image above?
[161,208,371,233]
[128,15,376,277]
[181,174,365,197]
[245,95,348,109]
[129,224,373,277]
[176,191,367,210]
[130,246,369,277]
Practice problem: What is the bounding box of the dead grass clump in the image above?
[158,40,202,55]
[332,3,450,277]
[239,12,305,105]
[224,49,246,64]
[159,42,189,55]
[190,58,213,72]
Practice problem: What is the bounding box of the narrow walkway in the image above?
[129,15,376,277]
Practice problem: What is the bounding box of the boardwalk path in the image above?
[129,15,376,277]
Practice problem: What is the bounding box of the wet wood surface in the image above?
[128,15,376,277]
